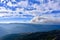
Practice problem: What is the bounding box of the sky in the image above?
[0,0,60,23]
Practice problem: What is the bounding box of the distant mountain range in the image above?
[0,23,60,39]
[0,27,7,37]
[1,30,60,40]
[0,23,60,34]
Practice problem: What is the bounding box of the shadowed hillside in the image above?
[1,30,60,40]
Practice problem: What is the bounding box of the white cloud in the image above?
[0,0,60,23]
[7,1,17,7]
[17,1,28,8]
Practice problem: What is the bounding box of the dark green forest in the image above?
[1,30,60,40]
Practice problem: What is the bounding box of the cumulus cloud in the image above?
[30,14,60,24]
[0,0,60,23]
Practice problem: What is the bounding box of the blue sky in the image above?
[0,0,60,23]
